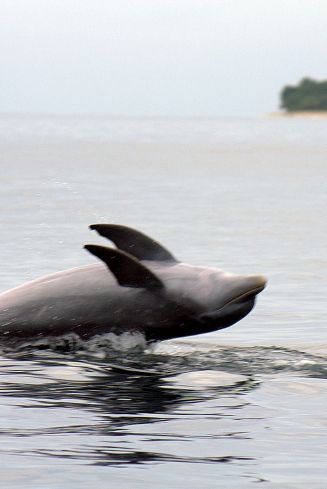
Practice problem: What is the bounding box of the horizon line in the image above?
[0,111,268,120]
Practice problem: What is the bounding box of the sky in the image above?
[1,0,327,117]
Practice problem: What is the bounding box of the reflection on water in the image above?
[0,342,326,487]
[0,341,326,478]
[0,346,259,471]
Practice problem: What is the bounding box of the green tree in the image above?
[280,77,327,111]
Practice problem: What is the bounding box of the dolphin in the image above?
[0,224,266,343]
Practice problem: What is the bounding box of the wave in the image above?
[0,331,325,380]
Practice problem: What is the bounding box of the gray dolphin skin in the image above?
[0,224,267,343]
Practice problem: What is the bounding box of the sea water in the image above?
[0,115,326,488]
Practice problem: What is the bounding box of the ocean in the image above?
[0,115,326,488]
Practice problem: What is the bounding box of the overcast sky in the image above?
[1,0,326,117]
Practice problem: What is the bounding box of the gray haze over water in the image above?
[1,0,327,116]
[0,115,326,488]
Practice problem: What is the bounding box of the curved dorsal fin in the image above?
[89,224,177,263]
[84,244,164,291]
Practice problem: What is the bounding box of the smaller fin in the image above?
[84,244,164,291]
[89,224,177,263]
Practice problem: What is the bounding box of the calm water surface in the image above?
[0,116,326,488]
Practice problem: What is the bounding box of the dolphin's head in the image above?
[196,273,267,332]
[153,263,267,339]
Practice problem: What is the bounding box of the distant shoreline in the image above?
[270,111,327,119]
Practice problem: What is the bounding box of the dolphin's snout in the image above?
[215,274,267,310]
[245,275,267,293]
[231,274,267,303]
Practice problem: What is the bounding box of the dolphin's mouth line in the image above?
[218,285,266,311]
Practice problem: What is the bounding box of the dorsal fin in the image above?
[84,244,164,291]
[89,224,177,263]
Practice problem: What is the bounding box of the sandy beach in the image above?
[270,110,327,119]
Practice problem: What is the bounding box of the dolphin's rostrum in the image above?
[0,224,267,343]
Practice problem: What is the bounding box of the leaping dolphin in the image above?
[0,224,267,343]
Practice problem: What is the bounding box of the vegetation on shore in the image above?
[280,78,327,112]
